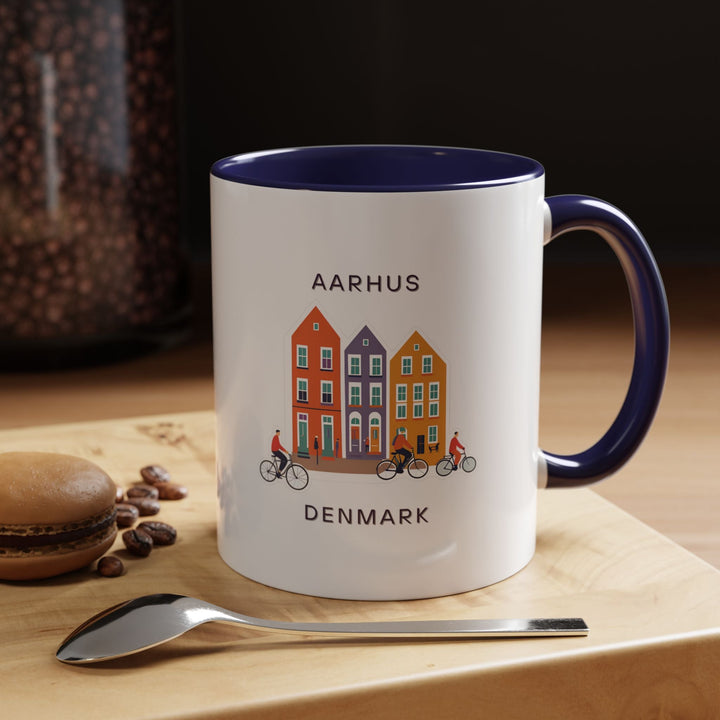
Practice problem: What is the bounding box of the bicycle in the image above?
[376,450,429,480]
[259,454,309,490]
[436,450,477,476]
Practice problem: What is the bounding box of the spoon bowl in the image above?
[56,593,588,664]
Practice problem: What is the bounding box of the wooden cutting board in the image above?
[1,411,719,719]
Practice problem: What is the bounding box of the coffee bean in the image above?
[125,496,161,516]
[157,482,188,500]
[140,465,171,485]
[138,521,177,546]
[122,528,153,557]
[97,555,124,577]
[127,483,159,500]
[115,502,140,527]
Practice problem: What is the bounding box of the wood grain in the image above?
[0,411,718,718]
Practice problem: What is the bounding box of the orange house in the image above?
[389,331,446,459]
[291,307,342,460]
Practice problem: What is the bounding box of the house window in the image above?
[396,384,407,402]
[349,383,361,406]
[321,347,333,370]
[321,381,333,404]
[297,378,308,403]
[429,382,439,400]
[413,383,423,402]
[413,403,423,419]
[414,343,420,351]
[362,338,369,346]
[348,355,361,376]
[313,322,320,331]
[296,345,308,368]
[422,355,433,374]
[370,383,382,406]
[429,402,439,418]
[428,425,438,444]
[370,355,383,376]
[401,356,412,375]
[396,404,407,420]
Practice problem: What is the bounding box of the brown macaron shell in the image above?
[0,452,118,581]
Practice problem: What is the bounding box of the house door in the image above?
[416,434,425,455]
[297,413,309,458]
[369,414,381,454]
[370,426,380,453]
[368,413,383,455]
[351,423,360,453]
[322,416,334,457]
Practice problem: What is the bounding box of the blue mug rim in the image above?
[210,145,544,192]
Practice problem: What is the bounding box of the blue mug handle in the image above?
[541,195,670,488]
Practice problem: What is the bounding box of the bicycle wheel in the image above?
[407,458,429,479]
[259,460,277,482]
[376,459,397,480]
[285,463,309,490]
[436,457,454,477]
[461,456,477,473]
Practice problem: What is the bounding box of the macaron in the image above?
[0,452,118,581]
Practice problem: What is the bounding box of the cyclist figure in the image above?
[392,429,413,473]
[449,431,465,470]
[271,429,289,477]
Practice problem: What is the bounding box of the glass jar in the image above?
[0,0,189,369]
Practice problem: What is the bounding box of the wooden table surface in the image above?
[1,410,719,719]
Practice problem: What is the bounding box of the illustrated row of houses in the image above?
[290,307,447,463]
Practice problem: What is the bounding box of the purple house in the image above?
[344,326,386,458]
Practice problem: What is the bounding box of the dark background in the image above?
[174,0,717,266]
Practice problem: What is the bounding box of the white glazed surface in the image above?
[211,175,545,599]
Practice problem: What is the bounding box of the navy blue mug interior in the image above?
[211,145,544,192]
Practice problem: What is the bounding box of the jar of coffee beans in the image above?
[0,0,189,369]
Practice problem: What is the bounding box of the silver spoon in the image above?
[56,593,588,664]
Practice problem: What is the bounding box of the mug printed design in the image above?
[272,305,474,480]
[259,431,310,491]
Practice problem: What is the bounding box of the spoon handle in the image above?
[229,614,589,638]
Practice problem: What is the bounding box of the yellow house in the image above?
[389,331,446,460]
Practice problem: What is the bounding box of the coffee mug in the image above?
[210,145,669,600]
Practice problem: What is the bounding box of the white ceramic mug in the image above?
[211,145,669,600]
